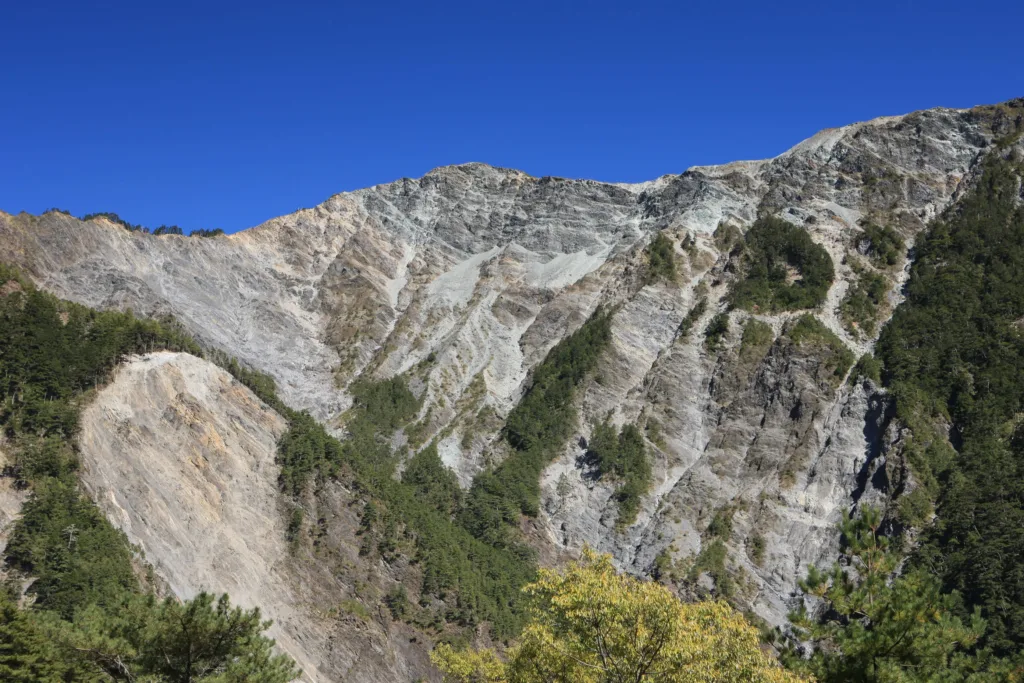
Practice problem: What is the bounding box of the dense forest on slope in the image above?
[216,344,537,638]
[0,258,618,650]
[0,265,296,682]
[872,156,1024,654]
[786,155,1024,681]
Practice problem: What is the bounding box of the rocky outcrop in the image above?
[78,352,435,682]
[2,101,1018,636]
[0,445,29,556]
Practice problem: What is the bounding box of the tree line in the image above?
[0,264,297,682]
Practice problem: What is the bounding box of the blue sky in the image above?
[2,1,1021,233]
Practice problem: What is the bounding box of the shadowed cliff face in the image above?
[0,102,1016,637]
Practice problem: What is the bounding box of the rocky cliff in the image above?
[2,100,1022,673]
[78,351,435,681]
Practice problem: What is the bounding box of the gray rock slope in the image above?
[2,101,1020,636]
[79,352,435,682]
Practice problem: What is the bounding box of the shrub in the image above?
[855,222,904,267]
[676,298,707,340]
[730,217,834,312]
[587,421,651,526]
[786,315,855,383]
[645,232,677,284]
[840,267,888,336]
[704,312,730,352]
[851,353,882,384]
[739,318,774,362]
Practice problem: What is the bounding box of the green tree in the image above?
[0,593,88,682]
[645,232,677,284]
[872,158,1024,651]
[855,223,904,267]
[787,508,1016,682]
[4,478,138,619]
[62,592,299,683]
[704,312,730,352]
[402,443,462,516]
[730,216,834,312]
[587,421,651,525]
[433,549,805,683]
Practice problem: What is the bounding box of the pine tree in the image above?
[787,508,1018,681]
[61,592,300,682]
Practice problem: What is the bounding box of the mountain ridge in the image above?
[1,98,1023,681]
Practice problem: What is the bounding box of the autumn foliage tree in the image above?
[432,548,805,683]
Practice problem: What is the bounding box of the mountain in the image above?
[1,98,1022,680]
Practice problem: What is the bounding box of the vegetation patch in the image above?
[729,216,834,312]
[738,318,774,363]
[748,533,766,566]
[839,261,889,337]
[872,158,1024,653]
[434,550,804,682]
[713,221,743,251]
[676,297,707,341]
[265,307,614,638]
[705,505,736,541]
[704,312,730,352]
[688,539,734,598]
[587,421,652,526]
[785,315,855,383]
[460,308,613,548]
[402,443,462,517]
[644,231,677,284]
[0,267,296,681]
[787,508,1016,680]
[80,211,224,237]
[271,370,536,638]
[850,353,882,384]
[854,222,904,267]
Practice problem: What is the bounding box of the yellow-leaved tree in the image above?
[431,548,809,683]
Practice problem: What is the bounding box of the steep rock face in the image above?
[0,445,29,556]
[78,352,435,682]
[1,102,1016,629]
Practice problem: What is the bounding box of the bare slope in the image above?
[78,352,434,682]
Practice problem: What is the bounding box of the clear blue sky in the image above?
[2,1,1021,233]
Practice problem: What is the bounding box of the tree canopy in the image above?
[729,216,834,312]
[433,549,805,683]
[786,508,1017,682]
[873,157,1024,652]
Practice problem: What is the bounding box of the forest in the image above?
[874,156,1024,654]
[259,306,618,638]
[0,266,296,681]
